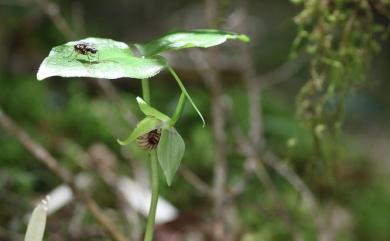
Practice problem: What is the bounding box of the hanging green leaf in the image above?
[168,66,205,126]
[157,127,185,186]
[117,117,164,145]
[136,97,171,121]
[25,200,48,241]
[136,29,250,56]
[37,37,167,80]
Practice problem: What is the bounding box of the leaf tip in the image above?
[117,138,128,146]
[36,70,46,81]
[198,112,205,127]
[238,34,251,43]
[136,96,145,104]
[25,197,48,241]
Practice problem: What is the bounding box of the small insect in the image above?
[68,42,99,62]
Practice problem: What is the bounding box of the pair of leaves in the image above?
[37,30,250,124]
[37,30,249,80]
[118,97,184,186]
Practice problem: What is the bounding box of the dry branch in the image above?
[0,107,128,241]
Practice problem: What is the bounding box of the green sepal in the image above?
[136,97,171,122]
[157,127,185,186]
[117,116,164,146]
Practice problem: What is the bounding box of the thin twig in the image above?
[193,49,228,240]
[259,55,308,89]
[34,0,76,39]
[202,0,229,240]
[262,151,318,217]
[229,2,305,239]
[0,107,128,241]
[209,55,228,241]
[241,32,264,149]
[263,151,327,240]
[234,128,304,241]
[87,143,142,241]
[179,166,213,197]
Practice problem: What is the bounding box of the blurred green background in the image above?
[0,0,389,241]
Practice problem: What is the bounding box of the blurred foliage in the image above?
[292,0,389,131]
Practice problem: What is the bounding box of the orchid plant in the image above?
[36,29,249,241]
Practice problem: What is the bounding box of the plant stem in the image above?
[141,78,159,241]
[170,92,186,126]
[143,150,159,241]
[142,78,150,104]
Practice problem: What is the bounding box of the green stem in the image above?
[170,92,186,126]
[143,150,159,241]
[140,78,159,241]
[142,78,150,104]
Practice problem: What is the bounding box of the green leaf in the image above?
[136,97,170,121]
[25,201,47,241]
[157,127,185,186]
[37,37,167,80]
[117,117,163,145]
[136,29,250,56]
[168,66,205,127]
